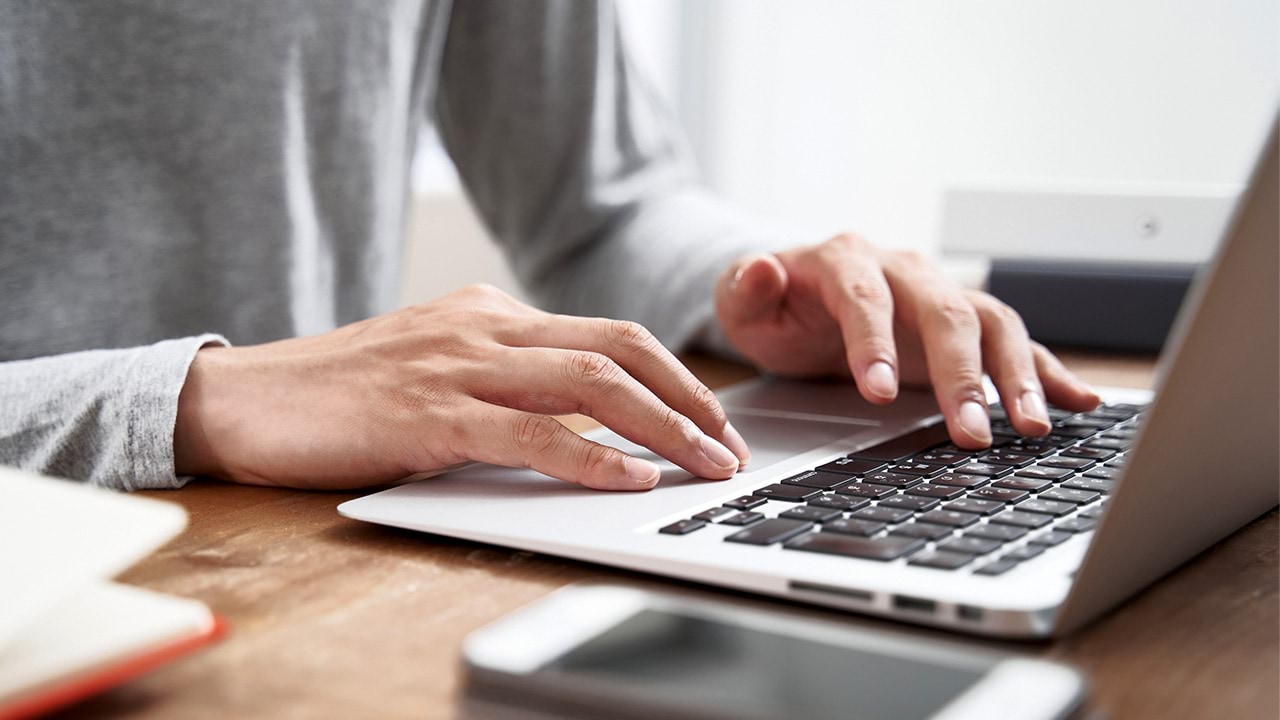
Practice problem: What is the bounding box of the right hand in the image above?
[173,285,750,491]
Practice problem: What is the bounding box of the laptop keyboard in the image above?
[657,402,1145,576]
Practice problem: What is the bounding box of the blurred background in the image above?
[402,0,1279,308]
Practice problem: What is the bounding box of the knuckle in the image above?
[687,382,725,422]
[579,443,615,473]
[606,319,656,351]
[948,367,986,394]
[929,295,980,330]
[844,276,891,305]
[511,414,560,455]
[567,351,620,389]
[656,407,690,436]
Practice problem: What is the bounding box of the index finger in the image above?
[813,236,900,404]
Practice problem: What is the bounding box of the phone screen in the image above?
[541,609,988,720]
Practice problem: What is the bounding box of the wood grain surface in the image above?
[54,352,1279,720]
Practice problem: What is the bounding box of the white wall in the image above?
[691,0,1280,252]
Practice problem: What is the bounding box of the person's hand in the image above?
[714,234,1100,448]
[174,285,750,491]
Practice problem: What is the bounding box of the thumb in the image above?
[716,253,789,327]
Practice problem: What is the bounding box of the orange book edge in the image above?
[0,615,228,720]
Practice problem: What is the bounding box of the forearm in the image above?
[522,185,806,355]
[0,334,227,490]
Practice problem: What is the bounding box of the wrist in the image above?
[174,345,232,478]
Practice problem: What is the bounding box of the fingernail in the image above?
[721,422,751,466]
[864,362,897,399]
[623,456,660,487]
[700,434,740,472]
[958,401,992,444]
[1018,390,1050,427]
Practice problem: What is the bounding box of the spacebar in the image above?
[848,423,950,462]
[784,532,925,561]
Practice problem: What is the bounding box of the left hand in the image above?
[714,234,1100,449]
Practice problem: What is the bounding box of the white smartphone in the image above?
[461,585,1089,720]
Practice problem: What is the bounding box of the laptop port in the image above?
[957,605,985,622]
[892,595,936,614]
[788,581,873,603]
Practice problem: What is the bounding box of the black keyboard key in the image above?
[823,518,887,537]
[1091,405,1139,420]
[1058,416,1114,430]
[1001,544,1046,562]
[659,519,706,535]
[1085,437,1132,451]
[1056,517,1098,533]
[1002,440,1058,457]
[917,509,981,528]
[1101,427,1138,440]
[780,505,842,523]
[975,559,1019,576]
[721,511,765,526]
[878,495,940,512]
[836,482,896,500]
[990,419,1020,438]
[914,450,970,465]
[933,444,985,456]
[1106,456,1129,468]
[753,484,821,502]
[966,523,1028,542]
[1061,446,1116,461]
[724,495,767,511]
[1038,487,1100,505]
[889,522,953,541]
[1015,498,1076,516]
[993,477,1053,493]
[976,451,1036,467]
[1052,425,1098,439]
[862,471,923,489]
[782,470,853,490]
[938,536,1002,556]
[967,486,1030,504]
[849,424,951,462]
[908,550,974,570]
[1014,466,1074,481]
[808,494,870,512]
[954,462,1012,478]
[785,532,926,561]
[932,472,988,489]
[989,510,1053,529]
[1077,506,1106,520]
[905,483,965,500]
[815,457,887,476]
[1062,477,1115,494]
[852,506,913,524]
[1039,456,1095,471]
[945,498,1004,515]
[725,518,814,545]
[1083,466,1122,480]
[692,506,737,523]
[1029,530,1072,547]
[891,461,949,477]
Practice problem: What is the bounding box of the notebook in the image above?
[0,467,223,719]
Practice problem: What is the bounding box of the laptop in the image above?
[340,117,1278,638]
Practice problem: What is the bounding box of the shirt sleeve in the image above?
[434,0,809,356]
[0,334,228,490]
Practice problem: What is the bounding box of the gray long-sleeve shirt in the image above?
[0,1,793,490]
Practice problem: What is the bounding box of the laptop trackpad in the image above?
[594,410,877,480]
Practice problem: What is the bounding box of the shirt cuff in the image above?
[120,333,230,491]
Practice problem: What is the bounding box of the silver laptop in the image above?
[340,118,1278,638]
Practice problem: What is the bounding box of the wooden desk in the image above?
[59,352,1278,720]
